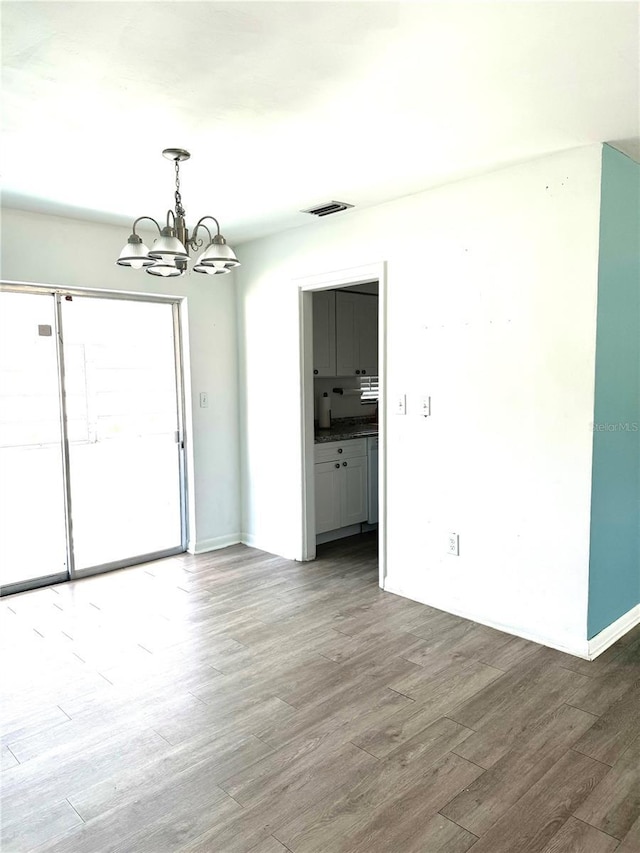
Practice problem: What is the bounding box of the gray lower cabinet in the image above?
[314,439,368,535]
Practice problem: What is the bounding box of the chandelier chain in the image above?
[174,160,185,218]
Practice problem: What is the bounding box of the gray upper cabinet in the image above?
[313,290,378,378]
[312,290,337,377]
[335,291,378,376]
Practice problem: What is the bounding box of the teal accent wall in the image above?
[587,145,640,638]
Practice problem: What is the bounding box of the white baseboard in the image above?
[316,524,362,545]
[191,533,242,554]
[383,580,591,659]
[587,604,640,659]
[239,533,298,560]
[240,532,258,548]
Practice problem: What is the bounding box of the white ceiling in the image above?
[2,1,639,245]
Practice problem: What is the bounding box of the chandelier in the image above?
[116,148,240,278]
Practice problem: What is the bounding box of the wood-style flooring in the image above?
[1,533,639,852]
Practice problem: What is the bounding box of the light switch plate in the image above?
[447,533,459,556]
[199,392,209,408]
[395,394,406,415]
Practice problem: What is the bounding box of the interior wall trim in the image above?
[191,534,242,554]
[384,580,592,659]
[587,602,640,659]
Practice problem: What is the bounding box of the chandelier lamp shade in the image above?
[116,149,240,278]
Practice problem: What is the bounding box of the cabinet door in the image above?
[340,456,368,527]
[315,461,342,534]
[336,291,378,376]
[312,291,336,377]
[367,438,379,524]
[358,294,378,376]
[335,292,359,375]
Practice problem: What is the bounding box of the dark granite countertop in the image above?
[314,418,379,444]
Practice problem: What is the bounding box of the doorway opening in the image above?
[298,262,386,589]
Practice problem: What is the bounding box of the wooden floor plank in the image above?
[351,657,490,759]
[69,732,274,824]
[274,717,478,852]
[1,744,19,771]
[0,798,83,852]
[341,805,478,853]
[567,638,640,716]
[573,734,640,840]
[573,680,640,765]
[35,763,241,853]
[539,816,619,853]
[451,666,590,768]
[1,534,638,853]
[440,703,598,835]
[220,735,377,809]
[248,837,291,853]
[462,749,610,853]
[617,815,640,853]
[254,679,414,751]
[1,726,169,825]
[448,654,588,737]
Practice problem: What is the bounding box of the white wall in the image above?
[237,146,603,654]
[1,208,241,552]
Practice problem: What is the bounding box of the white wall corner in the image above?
[191,534,242,554]
[240,532,299,561]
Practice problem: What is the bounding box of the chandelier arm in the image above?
[193,216,221,241]
[132,216,162,237]
[166,209,176,229]
[188,223,212,251]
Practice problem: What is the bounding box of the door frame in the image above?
[297,262,387,589]
[0,280,191,594]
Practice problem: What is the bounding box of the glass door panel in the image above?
[0,292,68,587]
[61,296,183,572]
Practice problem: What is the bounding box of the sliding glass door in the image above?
[61,296,183,573]
[0,291,69,587]
[0,286,186,594]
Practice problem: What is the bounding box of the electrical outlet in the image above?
[395,394,406,415]
[447,533,459,556]
[199,392,209,408]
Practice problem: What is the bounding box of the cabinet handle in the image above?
[355,369,361,375]
[335,463,340,469]
[342,461,347,467]
[337,448,343,454]
[313,369,318,375]
[362,369,366,374]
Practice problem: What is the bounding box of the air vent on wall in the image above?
[301,200,354,217]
